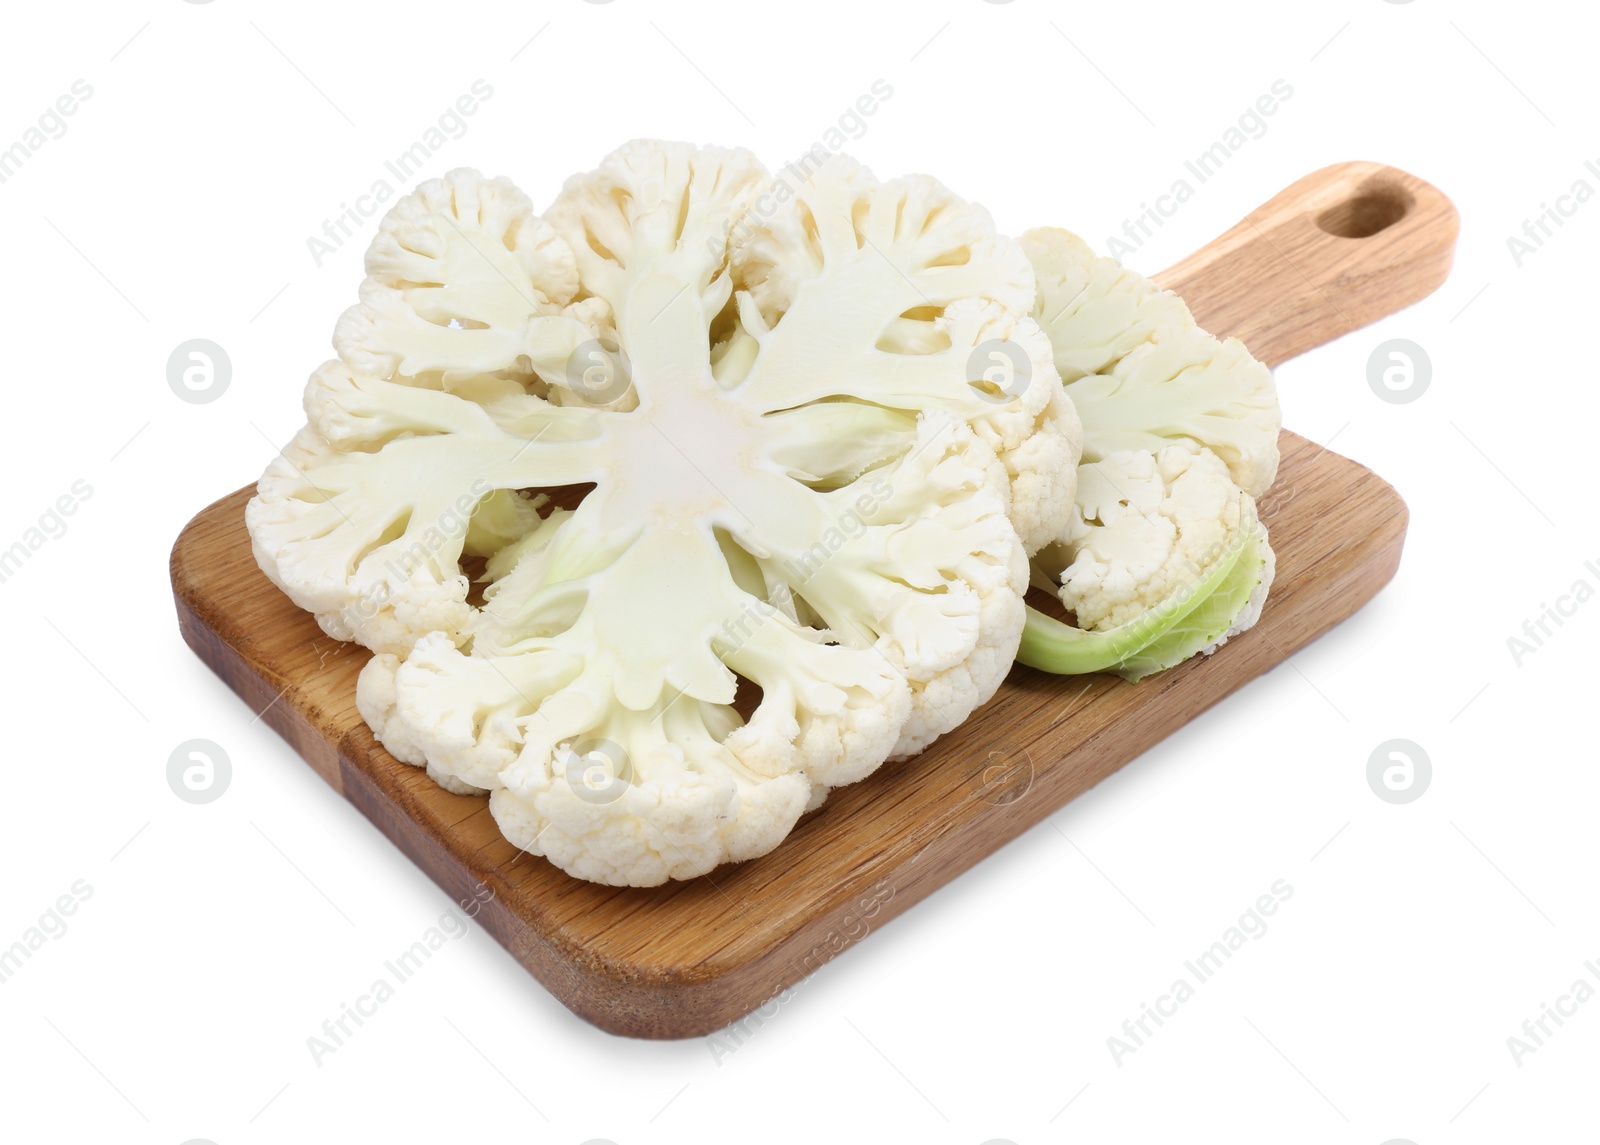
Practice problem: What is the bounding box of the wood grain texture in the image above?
[170,163,1455,1039]
[1159,161,1458,368]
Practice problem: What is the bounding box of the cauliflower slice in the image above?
[1017,228,1283,680]
[1022,227,1280,498]
[250,147,1064,886]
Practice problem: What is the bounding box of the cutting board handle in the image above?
[1154,161,1459,368]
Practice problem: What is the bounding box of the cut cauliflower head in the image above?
[1018,228,1282,681]
[249,144,1067,886]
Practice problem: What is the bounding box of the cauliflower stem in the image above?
[1019,517,1269,682]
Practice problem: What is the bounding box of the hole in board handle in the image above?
[1314,179,1414,238]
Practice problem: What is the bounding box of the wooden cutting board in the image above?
[171,161,1457,1039]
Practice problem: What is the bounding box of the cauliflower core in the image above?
[249,143,1079,886]
[1017,228,1281,681]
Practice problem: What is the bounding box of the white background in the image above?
[1,0,1593,1141]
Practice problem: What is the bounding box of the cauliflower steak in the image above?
[248,142,1079,885]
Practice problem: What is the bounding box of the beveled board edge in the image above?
[171,431,1408,1038]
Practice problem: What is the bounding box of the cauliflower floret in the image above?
[490,753,811,888]
[355,653,426,766]
[1069,332,1281,499]
[731,160,1080,554]
[246,370,601,655]
[998,386,1082,559]
[334,168,586,389]
[547,138,769,332]
[1056,445,1246,632]
[734,159,1036,322]
[357,652,486,794]
[1022,227,1190,383]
